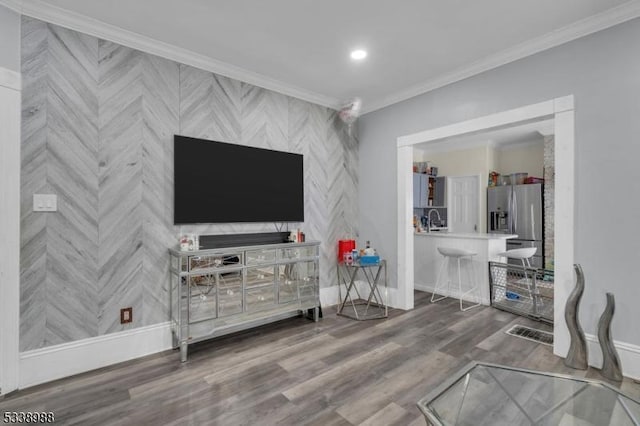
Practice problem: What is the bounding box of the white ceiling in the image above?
[10,0,640,112]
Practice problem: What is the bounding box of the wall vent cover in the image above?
[506,324,553,346]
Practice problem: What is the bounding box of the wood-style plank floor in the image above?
[2,291,639,425]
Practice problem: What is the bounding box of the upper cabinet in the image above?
[413,173,428,208]
[431,176,446,207]
[414,173,446,208]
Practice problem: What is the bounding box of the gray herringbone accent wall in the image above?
[21,18,100,349]
[97,41,144,336]
[20,17,358,351]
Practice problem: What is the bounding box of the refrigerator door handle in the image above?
[512,189,517,234]
[507,190,513,233]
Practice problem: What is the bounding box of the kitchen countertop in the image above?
[414,232,518,240]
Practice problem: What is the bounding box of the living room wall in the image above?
[20,16,358,351]
[358,17,640,347]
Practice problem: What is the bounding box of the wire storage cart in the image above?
[489,261,554,323]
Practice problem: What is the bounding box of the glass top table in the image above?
[417,362,640,426]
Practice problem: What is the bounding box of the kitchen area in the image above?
[412,123,555,310]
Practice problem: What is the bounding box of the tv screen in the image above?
[174,135,304,224]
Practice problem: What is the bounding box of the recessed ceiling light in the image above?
[350,49,367,60]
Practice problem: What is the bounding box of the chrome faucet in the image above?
[427,209,441,232]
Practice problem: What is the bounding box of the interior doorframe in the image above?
[396,96,574,358]
[0,67,22,394]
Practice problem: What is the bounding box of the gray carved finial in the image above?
[564,264,588,369]
[598,293,623,381]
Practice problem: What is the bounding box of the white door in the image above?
[448,175,479,233]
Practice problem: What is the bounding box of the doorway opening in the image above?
[396,96,574,359]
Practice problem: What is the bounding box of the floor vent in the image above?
[506,325,553,346]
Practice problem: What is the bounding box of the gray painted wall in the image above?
[359,18,640,345]
[0,5,20,72]
[20,17,358,351]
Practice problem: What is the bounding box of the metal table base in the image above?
[337,260,388,320]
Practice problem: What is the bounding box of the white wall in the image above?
[0,5,20,72]
[496,140,544,177]
[359,17,640,346]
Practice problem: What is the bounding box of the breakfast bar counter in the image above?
[415,232,518,240]
[414,232,517,305]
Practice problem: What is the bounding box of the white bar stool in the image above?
[498,247,537,268]
[497,247,537,301]
[430,247,481,311]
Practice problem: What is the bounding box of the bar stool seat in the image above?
[497,247,537,265]
[431,247,481,311]
[438,247,476,258]
[498,247,537,302]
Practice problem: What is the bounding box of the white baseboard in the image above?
[384,287,401,309]
[320,285,340,307]
[585,334,640,381]
[19,322,173,389]
[321,283,403,310]
[415,282,490,306]
[414,283,432,293]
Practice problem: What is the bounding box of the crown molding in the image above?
[0,0,342,110]
[362,0,640,114]
[0,0,21,12]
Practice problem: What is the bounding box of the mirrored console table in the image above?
[169,241,320,362]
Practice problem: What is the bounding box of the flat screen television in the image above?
[174,135,304,224]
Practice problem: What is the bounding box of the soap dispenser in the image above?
[420,216,428,229]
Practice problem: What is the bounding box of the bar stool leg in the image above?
[524,257,542,308]
[460,256,481,312]
[457,257,464,311]
[431,255,449,303]
[521,258,534,301]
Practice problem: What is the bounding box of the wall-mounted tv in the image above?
[174,135,304,224]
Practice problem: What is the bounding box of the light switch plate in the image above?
[33,194,57,212]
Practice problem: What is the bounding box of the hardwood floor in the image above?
[2,291,639,425]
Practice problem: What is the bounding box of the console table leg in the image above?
[180,341,188,363]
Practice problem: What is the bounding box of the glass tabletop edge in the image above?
[415,360,640,425]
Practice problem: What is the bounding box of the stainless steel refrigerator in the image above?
[487,183,544,268]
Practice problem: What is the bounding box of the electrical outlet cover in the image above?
[120,307,133,324]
